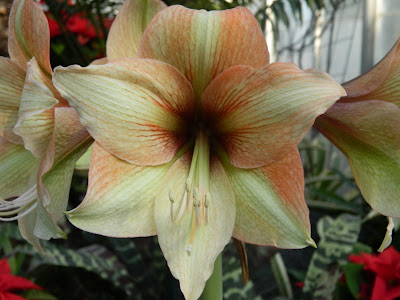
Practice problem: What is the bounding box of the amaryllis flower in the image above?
[53,4,345,299]
[0,0,92,250]
[349,247,400,300]
[0,259,43,300]
[315,38,400,219]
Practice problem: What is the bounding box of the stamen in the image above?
[193,187,201,224]
[173,180,191,224]
[0,202,37,221]
[204,192,210,224]
[169,191,175,222]
[172,130,212,253]
[0,185,37,221]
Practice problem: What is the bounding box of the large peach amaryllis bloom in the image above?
[315,38,400,220]
[53,5,345,300]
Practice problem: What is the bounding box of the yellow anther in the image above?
[204,192,210,208]
[185,179,191,192]
[193,188,201,207]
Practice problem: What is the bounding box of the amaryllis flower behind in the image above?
[53,4,345,300]
[315,38,400,220]
[0,0,92,250]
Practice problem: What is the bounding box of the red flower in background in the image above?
[45,12,113,45]
[0,259,43,300]
[37,1,113,44]
[349,247,400,300]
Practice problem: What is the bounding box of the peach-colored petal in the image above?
[155,152,235,300]
[138,5,269,99]
[315,100,400,218]
[355,40,400,107]
[0,57,25,144]
[14,58,59,158]
[342,38,400,99]
[68,142,173,237]
[8,0,52,74]
[0,137,38,199]
[202,63,346,168]
[33,107,92,241]
[53,58,195,166]
[219,146,314,248]
[106,0,166,60]
[90,57,108,65]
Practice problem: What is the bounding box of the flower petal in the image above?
[8,0,52,74]
[0,57,25,144]
[219,146,314,248]
[106,0,166,60]
[75,144,93,170]
[31,107,92,241]
[342,38,400,99]
[202,63,346,168]
[138,6,269,98]
[18,210,43,252]
[38,107,91,213]
[68,142,174,237]
[155,152,235,300]
[14,58,59,158]
[53,58,195,165]
[358,41,400,106]
[0,138,38,199]
[315,100,400,218]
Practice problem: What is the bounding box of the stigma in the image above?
[169,130,211,255]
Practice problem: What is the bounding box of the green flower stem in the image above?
[199,254,223,300]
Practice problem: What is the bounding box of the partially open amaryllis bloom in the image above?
[53,5,345,299]
[0,258,43,300]
[315,38,400,219]
[0,0,92,250]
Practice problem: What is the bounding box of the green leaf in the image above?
[270,252,293,299]
[303,214,361,299]
[22,289,58,300]
[342,263,364,298]
[15,242,133,295]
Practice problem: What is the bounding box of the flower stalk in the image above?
[199,254,223,300]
